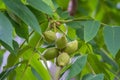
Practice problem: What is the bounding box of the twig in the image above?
[51,17,110,27]
[87,62,96,74]
[19,31,34,49]
[53,17,93,23]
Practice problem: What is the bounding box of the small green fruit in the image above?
[64,40,78,54]
[57,52,70,66]
[43,31,56,43]
[42,47,59,60]
[55,35,67,49]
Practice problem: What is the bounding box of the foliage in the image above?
[0,0,120,80]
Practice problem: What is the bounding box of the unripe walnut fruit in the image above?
[55,35,67,49]
[43,30,56,43]
[57,52,70,67]
[42,47,59,60]
[64,40,78,54]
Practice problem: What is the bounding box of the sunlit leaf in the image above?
[28,32,41,48]
[22,49,51,80]
[67,27,77,40]
[30,53,51,80]
[15,63,37,80]
[0,0,6,9]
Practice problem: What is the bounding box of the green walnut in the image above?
[64,40,78,54]
[55,35,67,49]
[57,52,70,66]
[42,47,59,60]
[43,30,56,43]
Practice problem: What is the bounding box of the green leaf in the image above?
[5,46,30,68]
[87,54,111,80]
[0,40,14,54]
[67,20,101,43]
[30,53,51,80]
[84,21,100,42]
[27,0,53,15]
[6,53,17,68]
[67,27,77,40]
[22,49,51,80]
[40,22,48,33]
[67,55,87,79]
[56,0,69,9]
[79,44,88,54]
[66,21,82,29]
[82,74,104,80]
[96,49,119,71]
[27,6,47,24]
[6,12,29,40]
[14,22,29,41]
[7,70,16,80]
[0,64,18,80]
[91,74,104,80]
[42,0,55,10]
[94,27,104,48]
[31,66,43,80]
[0,40,19,54]
[76,28,84,40]
[0,0,6,9]
[13,40,19,54]
[56,8,70,19]
[3,0,41,34]
[15,63,37,80]
[0,12,13,49]
[104,26,120,57]
[28,32,41,48]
